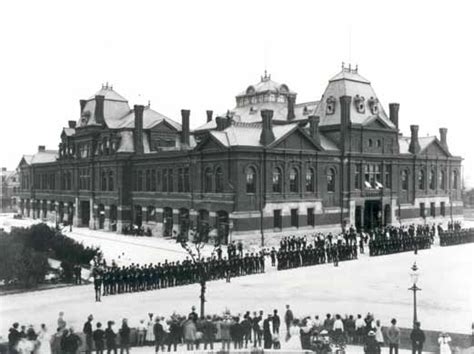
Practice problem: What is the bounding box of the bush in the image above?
[0,237,49,288]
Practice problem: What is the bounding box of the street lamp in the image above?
[409,262,421,325]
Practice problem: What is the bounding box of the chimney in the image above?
[68,120,77,129]
[260,109,275,145]
[308,115,321,145]
[94,95,105,124]
[133,105,145,154]
[339,95,352,152]
[408,125,421,154]
[181,109,190,146]
[287,96,295,121]
[439,127,448,150]
[215,116,230,131]
[38,145,45,152]
[80,99,87,113]
[206,110,213,123]
[389,103,400,129]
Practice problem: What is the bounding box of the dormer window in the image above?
[354,95,366,113]
[326,96,336,115]
[368,97,379,115]
[303,106,308,115]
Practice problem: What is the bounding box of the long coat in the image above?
[182,320,197,342]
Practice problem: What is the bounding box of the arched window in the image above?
[204,168,212,193]
[108,170,114,191]
[418,169,425,190]
[327,168,335,192]
[305,168,315,192]
[453,170,458,189]
[402,170,409,191]
[440,170,446,190]
[101,170,107,191]
[272,168,282,193]
[215,167,223,193]
[246,167,256,193]
[429,169,436,190]
[289,168,299,193]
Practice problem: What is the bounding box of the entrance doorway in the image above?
[355,206,362,232]
[216,211,229,245]
[384,204,391,226]
[363,200,381,231]
[98,204,105,229]
[80,201,90,226]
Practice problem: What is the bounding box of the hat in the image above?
[368,331,376,336]
[320,330,328,335]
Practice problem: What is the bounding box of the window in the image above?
[246,167,256,193]
[453,170,458,189]
[419,202,425,218]
[429,169,436,190]
[273,209,282,230]
[146,170,151,191]
[291,208,299,228]
[137,170,143,192]
[204,168,212,193]
[305,169,315,192]
[272,168,282,193]
[184,168,190,192]
[101,170,107,191]
[307,208,315,227]
[355,164,362,190]
[146,206,155,222]
[151,170,156,191]
[289,168,299,193]
[167,169,173,192]
[327,168,336,192]
[79,168,90,190]
[162,169,168,192]
[418,169,425,190]
[178,168,184,192]
[385,165,392,189]
[430,202,436,217]
[215,167,223,193]
[364,164,383,189]
[440,170,446,190]
[368,139,373,148]
[376,139,381,148]
[108,170,114,191]
[398,169,408,191]
[440,202,446,217]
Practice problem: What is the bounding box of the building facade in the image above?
[1,167,20,212]
[17,66,463,245]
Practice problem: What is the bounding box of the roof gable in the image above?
[362,116,394,130]
[420,138,451,157]
[151,120,180,133]
[270,127,322,151]
[195,133,227,151]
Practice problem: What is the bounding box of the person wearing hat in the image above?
[105,321,117,354]
[364,330,381,354]
[83,314,94,354]
[145,313,154,344]
[410,321,425,354]
[438,332,452,354]
[189,306,198,323]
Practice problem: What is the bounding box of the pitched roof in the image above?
[237,73,295,97]
[62,128,75,136]
[88,86,128,102]
[31,150,58,164]
[119,106,182,131]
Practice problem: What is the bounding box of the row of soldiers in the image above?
[274,240,358,270]
[439,228,474,246]
[92,253,265,301]
[368,234,432,256]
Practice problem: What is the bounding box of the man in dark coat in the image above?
[202,315,217,350]
[272,309,280,334]
[93,322,105,354]
[8,323,20,354]
[410,321,425,354]
[119,319,130,354]
[263,314,273,349]
[284,304,294,336]
[83,314,94,354]
[153,317,165,352]
[61,328,82,354]
[105,321,117,354]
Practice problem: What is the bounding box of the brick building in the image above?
[17,65,463,245]
[1,167,20,212]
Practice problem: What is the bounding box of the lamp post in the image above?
[409,262,421,325]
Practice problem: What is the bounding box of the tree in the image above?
[179,227,217,318]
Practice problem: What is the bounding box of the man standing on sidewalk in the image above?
[410,321,425,354]
[386,318,400,354]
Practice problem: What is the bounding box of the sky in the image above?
[0,0,473,187]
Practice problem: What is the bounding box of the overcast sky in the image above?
[0,0,472,187]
